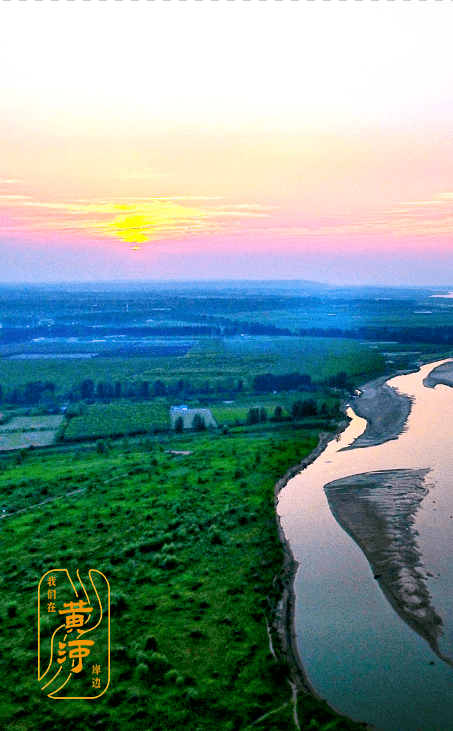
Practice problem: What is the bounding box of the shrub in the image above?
[110,592,128,612]
[185,687,200,702]
[135,663,149,680]
[164,669,179,683]
[148,652,170,677]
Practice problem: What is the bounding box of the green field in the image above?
[0,426,368,731]
[0,336,385,398]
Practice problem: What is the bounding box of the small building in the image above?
[170,407,217,430]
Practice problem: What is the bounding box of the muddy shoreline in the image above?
[271,428,344,696]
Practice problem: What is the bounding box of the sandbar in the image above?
[422,358,453,389]
[346,375,413,449]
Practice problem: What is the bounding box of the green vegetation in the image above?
[0,427,367,731]
[0,336,385,402]
[64,401,169,441]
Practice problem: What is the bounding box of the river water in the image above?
[277,361,453,731]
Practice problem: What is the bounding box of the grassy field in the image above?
[0,426,368,731]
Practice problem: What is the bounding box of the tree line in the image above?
[0,370,351,408]
[0,377,245,406]
[246,399,335,425]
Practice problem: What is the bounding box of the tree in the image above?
[175,416,184,433]
[25,381,44,405]
[153,380,166,397]
[328,371,350,389]
[10,388,21,405]
[114,381,122,398]
[259,407,267,423]
[292,399,317,419]
[273,405,283,422]
[192,414,206,431]
[80,379,95,399]
[246,408,260,425]
[39,388,58,412]
[139,381,150,399]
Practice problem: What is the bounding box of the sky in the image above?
[2,0,453,286]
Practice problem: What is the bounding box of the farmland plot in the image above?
[0,415,64,451]
[64,400,169,441]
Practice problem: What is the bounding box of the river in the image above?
[277,360,453,731]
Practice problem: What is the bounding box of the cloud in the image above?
[5,188,453,247]
[0,195,31,200]
[0,195,273,245]
[117,173,179,180]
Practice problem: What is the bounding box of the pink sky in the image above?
[2,1,453,285]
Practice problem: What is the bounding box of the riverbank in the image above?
[272,424,376,731]
[272,430,341,697]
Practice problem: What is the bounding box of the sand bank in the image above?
[422,358,453,389]
[346,375,413,449]
[323,468,452,667]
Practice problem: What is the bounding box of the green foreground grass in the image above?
[0,427,368,731]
